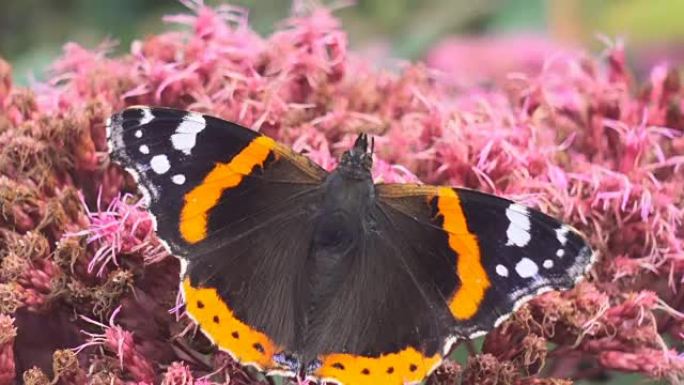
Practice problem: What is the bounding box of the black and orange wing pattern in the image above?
[108,106,327,373]
[374,184,595,336]
[107,106,595,385]
[307,184,594,385]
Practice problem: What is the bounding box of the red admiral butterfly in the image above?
[107,106,595,385]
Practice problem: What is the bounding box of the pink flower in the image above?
[66,192,168,276]
[76,307,155,382]
[426,35,575,87]
[0,1,682,383]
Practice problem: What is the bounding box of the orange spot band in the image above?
[316,347,441,385]
[180,136,275,243]
[436,187,491,320]
[182,278,279,369]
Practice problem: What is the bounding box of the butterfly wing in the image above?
[306,198,458,385]
[375,184,595,336]
[107,106,328,372]
[310,183,594,385]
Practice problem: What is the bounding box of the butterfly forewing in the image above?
[376,184,595,338]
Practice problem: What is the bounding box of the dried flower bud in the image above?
[22,367,49,385]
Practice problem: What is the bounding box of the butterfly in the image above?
[106,106,595,385]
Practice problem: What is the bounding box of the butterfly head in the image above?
[338,133,374,180]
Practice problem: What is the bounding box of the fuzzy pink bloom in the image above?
[161,361,194,385]
[426,35,575,87]
[67,192,168,276]
[77,307,155,382]
[0,1,683,384]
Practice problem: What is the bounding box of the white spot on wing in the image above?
[556,249,565,258]
[515,257,538,278]
[150,155,170,174]
[556,226,569,245]
[495,264,509,277]
[139,145,149,154]
[172,174,186,185]
[139,108,154,125]
[543,259,554,269]
[506,204,531,247]
[105,117,112,138]
[442,336,459,356]
[178,258,188,277]
[171,112,206,155]
[135,130,142,138]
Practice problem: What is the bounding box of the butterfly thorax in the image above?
[311,132,375,248]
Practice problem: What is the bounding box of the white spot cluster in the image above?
[495,206,576,282]
[555,226,570,258]
[505,204,531,247]
[132,109,207,188]
[171,113,206,155]
[496,258,542,279]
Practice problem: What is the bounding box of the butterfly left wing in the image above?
[107,106,329,373]
[373,184,596,338]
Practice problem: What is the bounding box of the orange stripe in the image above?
[316,348,441,385]
[182,278,280,369]
[436,187,490,320]
[179,136,275,243]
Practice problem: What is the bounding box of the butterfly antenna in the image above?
[370,136,375,156]
[353,133,368,153]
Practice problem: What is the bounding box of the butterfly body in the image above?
[107,106,596,385]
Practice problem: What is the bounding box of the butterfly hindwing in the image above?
[107,106,328,372]
[305,190,458,385]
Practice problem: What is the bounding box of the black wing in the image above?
[107,106,328,372]
[375,184,596,337]
[309,184,594,385]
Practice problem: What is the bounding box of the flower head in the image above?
[0,2,682,384]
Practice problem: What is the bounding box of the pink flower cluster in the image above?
[0,1,682,384]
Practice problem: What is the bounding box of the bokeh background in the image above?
[1,1,681,384]
[2,0,684,86]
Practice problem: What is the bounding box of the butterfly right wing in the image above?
[310,183,595,385]
[375,184,596,337]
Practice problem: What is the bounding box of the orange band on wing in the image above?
[180,136,275,243]
[182,278,280,370]
[436,187,491,320]
[315,347,441,385]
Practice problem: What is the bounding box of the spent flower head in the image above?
[0,1,682,384]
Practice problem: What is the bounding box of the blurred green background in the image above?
[0,1,677,384]
[2,0,684,85]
